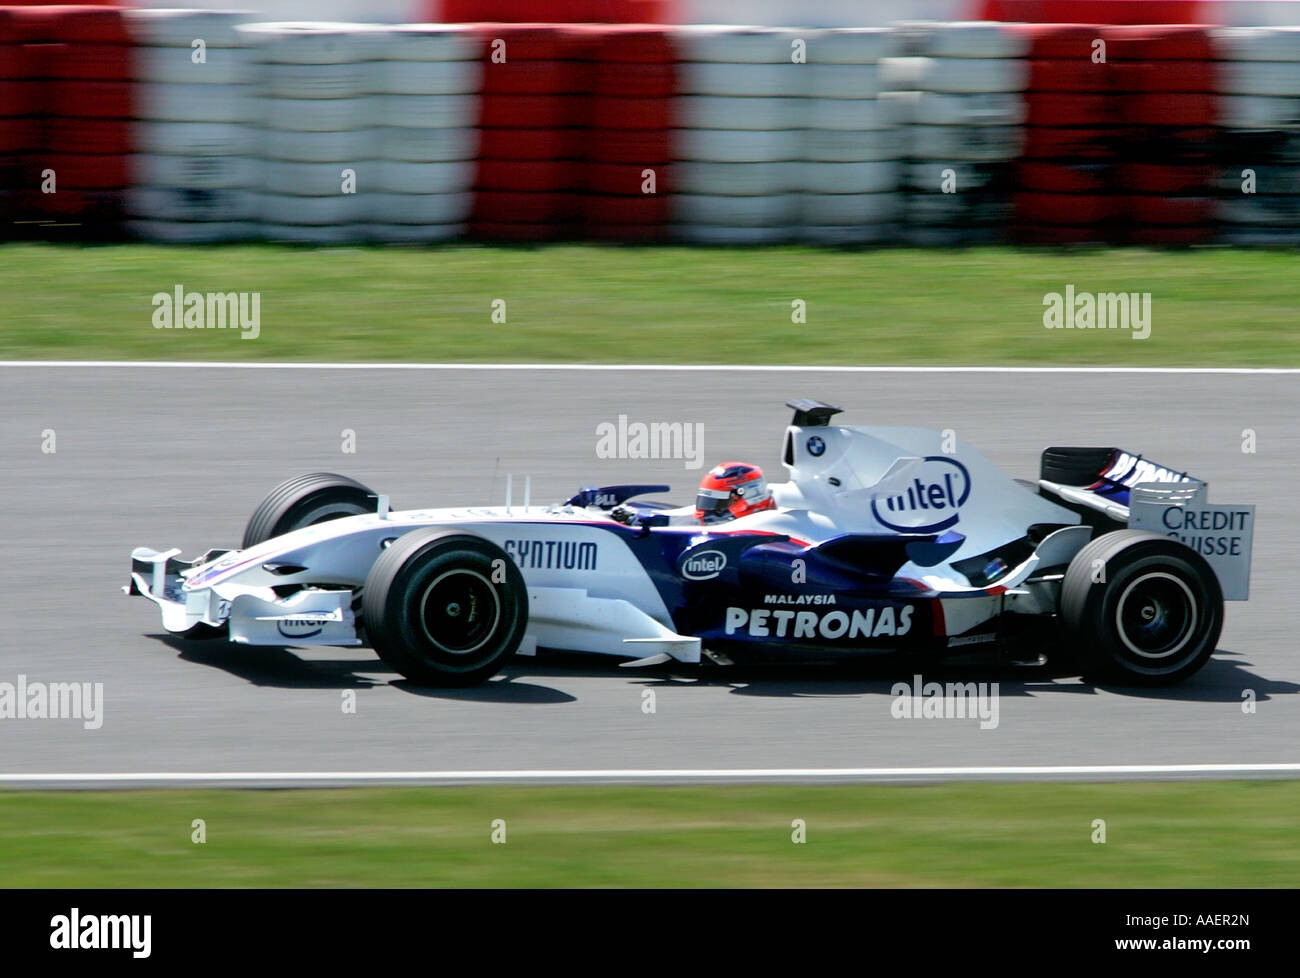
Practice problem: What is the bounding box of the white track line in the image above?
[3,764,1300,787]
[0,361,1298,375]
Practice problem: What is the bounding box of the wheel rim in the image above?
[417,569,500,655]
[1115,571,1197,660]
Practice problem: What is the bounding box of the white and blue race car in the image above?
[127,399,1255,687]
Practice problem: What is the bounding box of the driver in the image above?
[694,461,776,524]
[611,461,776,526]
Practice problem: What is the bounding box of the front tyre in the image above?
[242,472,378,549]
[1061,529,1223,685]
[362,529,527,687]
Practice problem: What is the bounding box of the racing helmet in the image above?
[695,462,775,523]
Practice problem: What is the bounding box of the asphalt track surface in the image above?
[1,364,1298,786]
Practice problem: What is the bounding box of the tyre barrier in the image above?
[4,14,1300,247]
[126,9,258,242]
[470,24,592,240]
[670,27,807,243]
[1213,27,1300,244]
[8,5,133,235]
[883,22,1027,246]
[583,25,674,241]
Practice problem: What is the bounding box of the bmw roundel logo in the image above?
[807,436,825,457]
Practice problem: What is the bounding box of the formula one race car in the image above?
[127,399,1255,686]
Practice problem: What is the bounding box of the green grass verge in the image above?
[1,243,1296,365]
[2,782,1297,887]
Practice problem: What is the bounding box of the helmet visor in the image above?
[696,486,734,515]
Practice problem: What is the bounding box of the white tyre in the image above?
[362,222,468,243]
[260,222,366,243]
[1220,61,1300,97]
[127,219,255,243]
[801,191,901,225]
[126,186,256,222]
[379,126,480,162]
[805,63,883,98]
[264,61,377,99]
[376,160,476,194]
[880,57,929,90]
[799,160,899,194]
[930,56,1029,94]
[902,160,1004,191]
[910,90,1025,126]
[879,89,919,124]
[131,154,258,190]
[902,224,1002,246]
[124,10,251,48]
[264,128,379,162]
[263,160,377,195]
[379,24,481,62]
[1213,27,1300,62]
[923,22,1029,59]
[1218,227,1300,245]
[674,224,795,244]
[237,23,389,65]
[806,96,892,130]
[808,28,901,64]
[676,96,805,130]
[258,96,377,131]
[908,193,1013,226]
[1216,95,1300,129]
[1213,165,1300,194]
[668,192,800,226]
[673,128,798,162]
[135,83,256,123]
[883,56,1028,93]
[378,94,479,129]
[1215,195,1300,225]
[380,59,482,96]
[256,192,370,224]
[673,26,805,64]
[908,125,1023,161]
[801,128,896,163]
[678,62,808,97]
[134,46,258,85]
[371,192,474,224]
[133,121,255,157]
[673,161,798,195]
[801,223,897,245]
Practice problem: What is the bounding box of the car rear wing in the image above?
[1038,447,1197,516]
[1038,447,1254,600]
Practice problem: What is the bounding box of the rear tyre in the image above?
[1061,530,1223,685]
[242,472,377,549]
[362,529,527,687]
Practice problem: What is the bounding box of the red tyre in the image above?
[473,190,582,223]
[1025,93,1113,127]
[479,127,572,161]
[588,129,671,165]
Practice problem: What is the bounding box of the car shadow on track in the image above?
[503,647,1300,705]
[151,633,577,703]
[154,633,394,689]
[153,634,1298,706]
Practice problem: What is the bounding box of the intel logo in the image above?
[682,549,727,580]
[276,618,324,639]
[870,457,972,533]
